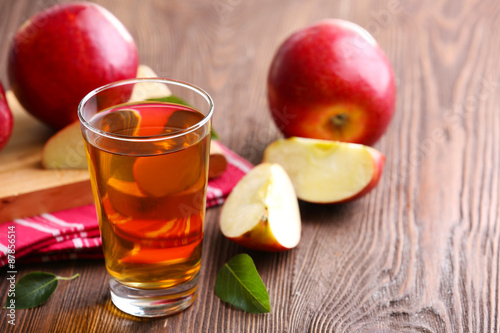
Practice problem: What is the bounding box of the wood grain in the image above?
[0,0,499,332]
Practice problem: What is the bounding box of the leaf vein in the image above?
[224,264,267,311]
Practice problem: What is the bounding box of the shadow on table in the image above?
[298,199,361,226]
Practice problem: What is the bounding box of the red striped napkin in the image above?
[0,143,252,266]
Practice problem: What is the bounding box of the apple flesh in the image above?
[220,163,301,251]
[263,137,385,203]
[8,2,139,130]
[42,121,86,169]
[129,65,171,102]
[268,19,396,146]
[0,82,14,152]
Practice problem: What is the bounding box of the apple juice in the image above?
[83,101,209,289]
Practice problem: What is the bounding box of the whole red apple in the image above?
[268,19,396,146]
[0,81,14,152]
[8,1,139,130]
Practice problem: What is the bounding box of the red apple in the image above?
[268,19,396,146]
[8,1,139,130]
[263,137,385,203]
[0,81,14,151]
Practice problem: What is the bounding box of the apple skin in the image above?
[0,81,14,152]
[8,2,139,130]
[268,19,396,146]
[227,219,293,252]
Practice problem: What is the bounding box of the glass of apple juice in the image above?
[78,78,213,317]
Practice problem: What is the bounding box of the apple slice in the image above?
[209,140,227,179]
[41,121,87,169]
[106,175,205,220]
[133,144,202,197]
[42,108,143,169]
[263,137,385,203]
[129,64,172,102]
[220,163,301,252]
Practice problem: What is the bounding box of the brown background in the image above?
[1,0,499,332]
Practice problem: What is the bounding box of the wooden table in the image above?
[1,0,499,332]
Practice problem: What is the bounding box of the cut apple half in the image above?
[263,137,385,203]
[220,163,301,252]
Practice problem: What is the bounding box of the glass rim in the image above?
[77,78,214,143]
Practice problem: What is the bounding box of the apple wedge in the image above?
[106,175,205,221]
[42,121,87,169]
[208,140,228,179]
[129,64,172,102]
[220,163,301,251]
[263,137,385,203]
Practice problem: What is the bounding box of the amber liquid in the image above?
[84,102,209,289]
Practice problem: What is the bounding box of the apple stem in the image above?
[331,114,349,127]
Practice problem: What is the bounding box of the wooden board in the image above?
[0,91,93,223]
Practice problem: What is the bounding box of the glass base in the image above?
[109,275,199,317]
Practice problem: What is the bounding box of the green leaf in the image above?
[210,128,219,140]
[147,95,190,106]
[4,272,79,309]
[215,254,270,313]
[147,95,219,139]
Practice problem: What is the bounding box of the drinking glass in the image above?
[78,78,213,317]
